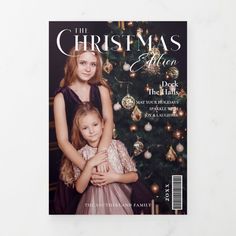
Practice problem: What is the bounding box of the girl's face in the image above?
[78,112,103,146]
[77,52,97,82]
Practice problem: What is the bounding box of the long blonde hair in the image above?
[60,42,111,94]
[60,102,103,186]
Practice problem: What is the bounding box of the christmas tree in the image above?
[101,21,187,214]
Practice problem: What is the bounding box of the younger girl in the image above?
[61,102,138,214]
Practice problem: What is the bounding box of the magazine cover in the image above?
[49,21,187,215]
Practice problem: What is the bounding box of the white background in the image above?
[0,0,236,235]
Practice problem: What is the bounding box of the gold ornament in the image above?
[148,47,161,59]
[130,124,137,132]
[150,183,160,193]
[117,47,123,53]
[178,109,185,117]
[173,130,182,139]
[103,59,113,74]
[165,123,172,132]
[144,83,151,92]
[166,66,179,80]
[133,140,144,156]
[131,105,142,122]
[121,94,136,110]
[166,146,177,162]
[127,21,133,27]
[144,62,160,76]
[112,127,118,139]
[129,71,136,78]
[178,89,187,97]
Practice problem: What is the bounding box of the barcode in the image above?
[172,175,182,210]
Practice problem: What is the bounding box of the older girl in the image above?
[53,42,113,213]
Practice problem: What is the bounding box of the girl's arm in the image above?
[75,152,108,193]
[114,172,138,183]
[54,93,86,170]
[96,86,114,173]
[97,85,113,151]
[91,171,138,186]
[91,140,139,185]
[75,163,93,193]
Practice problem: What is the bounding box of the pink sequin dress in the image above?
[73,140,137,215]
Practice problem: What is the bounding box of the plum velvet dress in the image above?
[73,140,137,214]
